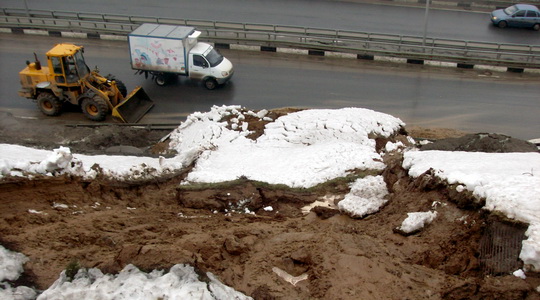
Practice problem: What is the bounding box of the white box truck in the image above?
[128,23,234,90]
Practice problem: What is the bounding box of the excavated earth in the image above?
[1,111,539,300]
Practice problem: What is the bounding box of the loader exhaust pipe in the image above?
[33,53,41,70]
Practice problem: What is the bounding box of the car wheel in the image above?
[533,24,540,31]
[498,21,507,28]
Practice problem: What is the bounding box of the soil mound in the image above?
[2,110,540,299]
[420,133,539,153]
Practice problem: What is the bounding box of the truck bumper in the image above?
[216,69,234,85]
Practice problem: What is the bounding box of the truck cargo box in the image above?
[128,23,200,75]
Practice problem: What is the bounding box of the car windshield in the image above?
[504,5,519,15]
[204,48,224,67]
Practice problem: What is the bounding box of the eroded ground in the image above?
[1,111,539,299]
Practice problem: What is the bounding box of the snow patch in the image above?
[0,245,28,282]
[37,264,252,300]
[338,175,388,218]
[397,211,438,234]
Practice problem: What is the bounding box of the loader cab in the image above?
[46,43,90,86]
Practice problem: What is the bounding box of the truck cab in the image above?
[188,42,234,90]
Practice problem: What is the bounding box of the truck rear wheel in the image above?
[37,92,62,116]
[155,75,167,86]
[81,95,108,121]
[204,78,218,90]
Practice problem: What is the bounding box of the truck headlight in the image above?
[492,16,497,20]
[221,71,229,77]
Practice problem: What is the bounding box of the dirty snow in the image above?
[1,105,540,297]
[337,175,389,218]
[170,106,401,187]
[0,245,28,282]
[403,150,540,271]
[36,264,252,300]
[397,211,438,234]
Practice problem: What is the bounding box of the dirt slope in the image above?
[1,111,539,299]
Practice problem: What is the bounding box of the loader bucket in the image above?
[112,86,154,123]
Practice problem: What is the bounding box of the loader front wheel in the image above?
[106,75,127,97]
[81,96,108,121]
[37,93,62,116]
[115,80,128,97]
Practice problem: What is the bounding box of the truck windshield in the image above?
[74,51,89,77]
[204,48,224,67]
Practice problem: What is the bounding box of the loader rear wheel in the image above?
[81,95,108,121]
[37,93,62,116]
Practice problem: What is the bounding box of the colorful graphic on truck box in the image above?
[129,36,187,74]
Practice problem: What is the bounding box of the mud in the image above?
[1,110,539,299]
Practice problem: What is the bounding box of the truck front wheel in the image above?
[81,95,108,121]
[37,92,62,116]
[204,78,218,90]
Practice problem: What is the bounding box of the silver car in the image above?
[491,4,540,30]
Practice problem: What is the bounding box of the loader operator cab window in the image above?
[65,56,78,83]
[73,51,89,78]
[193,55,209,68]
[51,56,66,84]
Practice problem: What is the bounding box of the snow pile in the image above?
[0,245,28,282]
[0,245,37,300]
[1,106,404,188]
[37,264,252,300]
[338,175,389,218]
[172,106,404,188]
[513,269,527,279]
[397,211,438,234]
[0,145,191,181]
[403,150,540,270]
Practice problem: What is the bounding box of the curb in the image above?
[2,27,539,74]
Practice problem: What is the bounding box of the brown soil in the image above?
[1,111,539,299]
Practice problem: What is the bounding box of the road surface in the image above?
[1,34,539,140]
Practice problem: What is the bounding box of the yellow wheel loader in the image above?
[18,43,154,123]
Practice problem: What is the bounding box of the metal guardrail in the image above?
[1,8,539,69]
